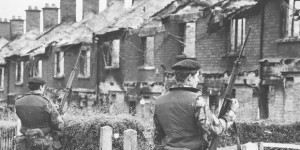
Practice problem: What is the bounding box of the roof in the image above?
[95,0,175,35]
[56,1,128,46]
[1,29,41,58]
[206,0,258,33]
[0,38,9,64]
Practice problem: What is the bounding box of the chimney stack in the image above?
[60,0,76,22]
[42,3,58,31]
[83,0,100,17]
[0,18,11,40]
[124,0,133,8]
[10,16,24,40]
[99,0,107,12]
[26,5,41,32]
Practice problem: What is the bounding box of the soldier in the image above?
[15,77,64,150]
[154,59,239,150]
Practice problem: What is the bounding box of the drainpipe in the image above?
[259,0,265,119]
[6,61,10,108]
[93,33,100,104]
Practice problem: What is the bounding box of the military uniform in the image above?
[154,59,235,150]
[15,77,64,150]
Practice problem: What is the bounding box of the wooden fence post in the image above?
[99,126,112,150]
[123,129,137,150]
[258,142,264,150]
[242,142,259,150]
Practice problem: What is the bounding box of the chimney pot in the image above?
[45,3,49,7]
[12,16,16,19]
[29,6,32,10]
[52,4,56,7]
[34,6,38,10]
[4,18,7,22]
[18,16,22,19]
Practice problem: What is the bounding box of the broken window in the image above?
[141,36,154,67]
[54,51,64,77]
[79,47,91,77]
[0,67,4,89]
[286,0,300,36]
[103,40,120,69]
[16,61,24,83]
[30,60,42,77]
[178,22,196,58]
[230,18,246,52]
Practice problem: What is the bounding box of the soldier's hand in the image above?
[230,98,239,113]
[195,96,206,108]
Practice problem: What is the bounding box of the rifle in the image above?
[57,47,84,114]
[208,27,252,150]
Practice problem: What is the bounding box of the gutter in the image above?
[93,33,100,103]
[259,0,265,119]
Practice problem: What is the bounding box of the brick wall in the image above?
[0,19,10,40]
[41,45,97,90]
[60,0,76,22]
[10,18,24,41]
[268,83,284,120]
[263,0,282,58]
[7,59,30,96]
[42,4,59,31]
[25,7,41,32]
[235,85,259,120]
[284,78,300,122]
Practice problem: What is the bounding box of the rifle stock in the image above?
[57,47,84,114]
[208,27,251,150]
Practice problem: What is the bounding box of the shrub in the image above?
[60,108,154,150]
[218,120,300,147]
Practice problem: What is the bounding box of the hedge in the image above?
[60,112,154,150]
[218,121,300,147]
[2,110,300,149]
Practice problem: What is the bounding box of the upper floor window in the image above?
[30,60,42,77]
[103,40,120,69]
[15,61,24,84]
[286,0,300,37]
[0,67,4,90]
[140,36,154,69]
[54,51,64,78]
[230,18,246,52]
[178,22,196,58]
[78,46,91,78]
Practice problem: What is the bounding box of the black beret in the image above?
[171,59,201,70]
[28,77,46,85]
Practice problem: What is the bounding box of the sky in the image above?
[0,0,60,20]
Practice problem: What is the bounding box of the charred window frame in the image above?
[54,51,64,78]
[178,23,186,55]
[230,18,246,52]
[0,67,4,90]
[103,39,120,69]
[139,36,155,70]
[178,22,196,58]
[15,61,24,84]
[30,60,42,77]
[78,46,91,78]
[286,0,300,37]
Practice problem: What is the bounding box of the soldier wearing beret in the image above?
[15,77,64,150]
[153,59,239,150]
